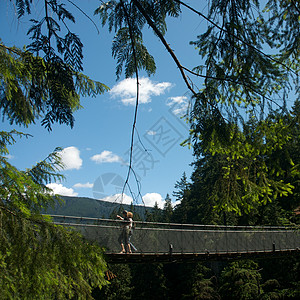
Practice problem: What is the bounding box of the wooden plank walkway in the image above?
[105,249,300,264]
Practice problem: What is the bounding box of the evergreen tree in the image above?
[219,260,262,300]
[1,1,108,297]
[182,263,220,300]
[260,279,282,300]
[5,0,300,219]
[0,141,107,298]
[162,193,173,223]
[2,1,300,296]
[172,172,191,223]
[129,202,143,221]
[259,257,300,299]
[131,263,168,300]
[175,104,300,225]
[146,201,162,222]
[93,264,133,300]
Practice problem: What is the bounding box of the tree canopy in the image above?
[93,0,300,212]
[3,0,299,211]
[1,1,109,298]
[1,0,300,296]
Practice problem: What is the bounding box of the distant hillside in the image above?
[45,195,152,220]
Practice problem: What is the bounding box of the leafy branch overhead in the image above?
[10,1,300,112]
[94,0,300,212]
[1,1,110,297]
[1,0,300,297]
[8,0,300,212]
[0,43,108,130]
[93,0,300,128]
[1,0,109,131]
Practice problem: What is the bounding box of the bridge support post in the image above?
[169,243,174,262]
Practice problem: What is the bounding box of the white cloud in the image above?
[147,130,157,136]
[99,192,166,208]
[173,199,181,208]
[47,183,78,196]
[73,182,93,188]
[5,154,14,160]
[91,150,123,164]
[167,96,189,116]
[58,146,82,170]
[102,193,133,205]
[110,77,173,106]
[142,193,165,209]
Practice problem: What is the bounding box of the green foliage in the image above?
[25,0,82,72]
[182,263,220,300]
[219,260,262,300]
[94,264,133,300]
[173,105,300,226]
[0,134,107,298]
[0,130,31,156]
[189,0,295,113]
[260,256,300,299]
[187,105,300,216]
[260,279,282,300]
[175,0,300,214]
[162,193,173,223]
[145,201,162,222]
[131,263,168,300]
[9,0,299,217]
[94,0,180,79]
[0,215,107,299]
[2,1,300,296]
[1,2,110,296]
[0,138,63,216]
[0,43,108,130]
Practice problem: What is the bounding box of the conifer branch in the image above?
[0,43,21,55]
[0,205,18,217]
[174,0,296,75]
[44,0,52,52]
[182,66,275,104]
[290,0,300,14]
[132,0,197,97]
[132,0,226,120]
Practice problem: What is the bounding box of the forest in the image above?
[1,0,300,299]
[97,102,300,298]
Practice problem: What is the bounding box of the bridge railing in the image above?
[49,215,300,254]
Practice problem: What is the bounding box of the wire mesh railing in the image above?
[49,215,300,255]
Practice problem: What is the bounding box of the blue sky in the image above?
[1,1,208,208]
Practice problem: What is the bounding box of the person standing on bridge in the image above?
[127,211,137,252]
[116,210,131,253]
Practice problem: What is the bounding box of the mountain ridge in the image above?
[45,195,152,220]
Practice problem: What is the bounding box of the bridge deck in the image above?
[105,249,300,263]
[49,215,300,262]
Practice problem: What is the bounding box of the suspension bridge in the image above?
[51,215,300,263]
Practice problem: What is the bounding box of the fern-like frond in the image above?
[0,44,107,130]
[0,130,31,155]
[95,0,180,79]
